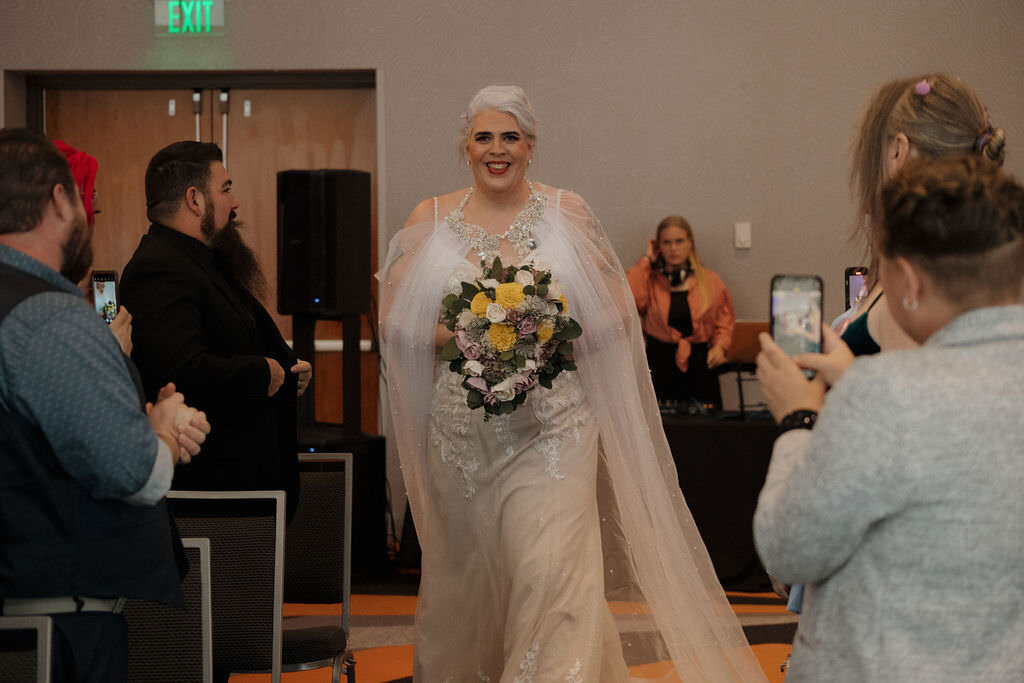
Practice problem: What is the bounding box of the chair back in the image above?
[0,615,52,683]
[284,453,353,633]
[726,320,769,365]
[168,491,284,683]
[123,537,212,682]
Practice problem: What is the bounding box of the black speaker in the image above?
[277,169,371,316]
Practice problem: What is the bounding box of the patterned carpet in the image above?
[231,587,796,683]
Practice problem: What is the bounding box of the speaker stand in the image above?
[292,313,389,576]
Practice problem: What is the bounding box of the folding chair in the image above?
[278,453,355,683]
[168,491,285,683]
[123,537,213,682]
[0,615,52,683]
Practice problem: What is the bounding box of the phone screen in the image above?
[91,271,118,324]
[845,266,868,310]
[771,275,823,375]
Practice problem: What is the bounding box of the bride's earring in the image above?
[902,296,919,311]
[465,158,471,168]
[528,158,532,166]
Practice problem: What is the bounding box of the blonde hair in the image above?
[656,215,710,304]
[850,73,1006,278]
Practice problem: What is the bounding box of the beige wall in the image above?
[2,0,1023,320]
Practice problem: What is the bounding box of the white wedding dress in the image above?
[379,184,767,682]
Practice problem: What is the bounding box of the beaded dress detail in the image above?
[445,180,547,259]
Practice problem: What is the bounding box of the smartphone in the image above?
[770,274,823,378]
[844,266,868,310]
[91,270,118,324]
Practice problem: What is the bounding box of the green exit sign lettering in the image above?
[154,0,225,37]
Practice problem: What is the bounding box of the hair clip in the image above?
[914,79,931,96]
[975,125,994,152]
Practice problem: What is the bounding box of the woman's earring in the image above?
[465,158,471,168]
[902,296,919,311]
[528,158,532,166]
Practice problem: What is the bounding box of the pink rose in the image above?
[455,330,483,360]
[516,317,537,335]
[466,376,489,394]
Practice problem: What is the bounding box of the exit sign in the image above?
[154,0,225,36]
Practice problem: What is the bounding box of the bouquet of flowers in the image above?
[439,257,583,417]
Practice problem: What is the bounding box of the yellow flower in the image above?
[489,323,517,352]
[470,291,492,315]
[537,321,554,343]
[495,283,525,308]
[558,294,568,313]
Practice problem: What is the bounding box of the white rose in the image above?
[491,377,516,401]
[480,278,500,289]
[463,360,484,376]
[523,358,537,371]
[547,281,563,299]
[457,310,478,329]
[485,303,507,323]
[514,270,534,286]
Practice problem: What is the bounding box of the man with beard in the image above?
[121,141,310,519]
[0,129,209,681]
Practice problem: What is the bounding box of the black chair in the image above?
[278,452,355,683]
[123,537,213,682]
[0,615,52,683]
[168,491,285,683]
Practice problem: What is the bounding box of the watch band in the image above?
[778,409,818,435]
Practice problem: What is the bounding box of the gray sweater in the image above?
[755,305,1024,682]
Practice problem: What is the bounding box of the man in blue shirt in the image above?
[0,128,210,682]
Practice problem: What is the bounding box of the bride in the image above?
[378,85,766,682]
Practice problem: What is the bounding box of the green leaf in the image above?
[490,256,504,279]
[499,350,514,361]
[442,293,458,309]
[536,284,548,297]
[523,285,535,296]
[466,390,484,409]
[451,299,470,314]
[439,336,461,361]
[461,282,479,300]
[539,374,553,389]
[449,359,464,373]
[556,341,573,357]
[562,361,577,371]
[554,319,583,341]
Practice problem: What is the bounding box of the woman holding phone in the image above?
[627,215,734,408]
[754,155,1024,682]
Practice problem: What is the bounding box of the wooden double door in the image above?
[45,83,379,431]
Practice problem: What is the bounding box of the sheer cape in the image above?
[378,184,766,681]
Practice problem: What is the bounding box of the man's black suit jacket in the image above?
[121,223,299,513]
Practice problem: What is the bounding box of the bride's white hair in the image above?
[459,85,538,152]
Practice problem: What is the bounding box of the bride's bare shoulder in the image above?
[405,188,472,227]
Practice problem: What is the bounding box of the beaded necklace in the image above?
[446,180,547,260]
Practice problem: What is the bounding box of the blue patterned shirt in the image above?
[0,244,171,504]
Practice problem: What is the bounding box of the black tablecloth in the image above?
[662,413,776,590]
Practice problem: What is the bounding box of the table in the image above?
[661,413,777,590]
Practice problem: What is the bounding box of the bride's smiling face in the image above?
[466,109,533,195]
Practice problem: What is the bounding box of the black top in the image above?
[841,292,883,356]
[668,290,694,337]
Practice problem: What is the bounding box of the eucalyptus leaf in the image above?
[439,336,461,361]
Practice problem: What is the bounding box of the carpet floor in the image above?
[230,590,795,683]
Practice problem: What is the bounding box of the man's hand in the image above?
[266,358,285,397]
[109,306,133,355]
[707,344,727,369]
[756,333,826,422]
[291,359,312,397]
[793,324,855,387]
[146,382,211,464]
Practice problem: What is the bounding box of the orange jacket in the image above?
[626,257,735,371]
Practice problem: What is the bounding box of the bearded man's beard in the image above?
[203,209,268,301]
[60,214,93,284]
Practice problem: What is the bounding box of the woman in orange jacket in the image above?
[627,215,734,408]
